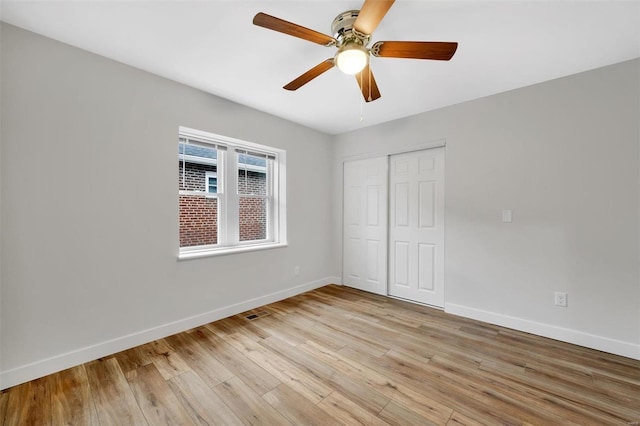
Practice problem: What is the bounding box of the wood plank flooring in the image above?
[2,284,639,425]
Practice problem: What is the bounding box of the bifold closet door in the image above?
[388,148,445,307]
[342,157,388,295]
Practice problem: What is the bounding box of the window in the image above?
[205,172,218,194]
[178,127,286,258]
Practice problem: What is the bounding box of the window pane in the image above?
[207,177,217,194]
[179,195,218,247]
[239,197,267,241]
[238,153,268,196]
[179,143,217,192]
[179,142,219,247]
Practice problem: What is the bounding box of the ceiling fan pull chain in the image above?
[360,72,364,122]
[368,64,372,102]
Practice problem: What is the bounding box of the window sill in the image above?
[178,242,288,260]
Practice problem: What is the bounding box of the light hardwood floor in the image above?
[2,284,639,425]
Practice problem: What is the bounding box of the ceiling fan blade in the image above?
[355,64,381,102]
[253,12,336,46]
[353,0,395,35]
[371,41,458,60]
[284,59,335,91]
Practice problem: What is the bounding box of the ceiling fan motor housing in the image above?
[331,10,370,48]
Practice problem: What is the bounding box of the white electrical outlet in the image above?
[554,292,568,307]
[294,266,300,276]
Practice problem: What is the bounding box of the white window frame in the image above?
[178,126,287,259]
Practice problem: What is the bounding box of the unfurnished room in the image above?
[0,0,639,424]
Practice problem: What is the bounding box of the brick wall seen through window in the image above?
[179,161,267,247]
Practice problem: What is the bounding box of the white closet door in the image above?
[342,157,388,295]
[388,148,445,307]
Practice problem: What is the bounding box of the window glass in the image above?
[239,197,267,241]
[179,141,219,248]
[238,152,268,196]
[206,173,218,194]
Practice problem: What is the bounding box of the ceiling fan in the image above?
[253,0,458,103]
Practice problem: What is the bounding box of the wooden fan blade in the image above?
[284,59,335,91]
[354,0,395,35]
[355,64,381,102]
[253,12,336,46]
[371,41,458,60]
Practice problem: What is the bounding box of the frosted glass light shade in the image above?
[335,45,368,75]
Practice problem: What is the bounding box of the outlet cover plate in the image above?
[555,292,568,307]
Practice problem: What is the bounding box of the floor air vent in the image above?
[245,311,270,321]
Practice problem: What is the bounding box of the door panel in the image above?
[343,157,388,295]
[345,237,361,280]
[418,243,435,290]
[367,186,379,225]
[419,181,435,228]
[388,148,445,307]
[366,240,380,281]
[394,241,410,287]
[394,183,409,226]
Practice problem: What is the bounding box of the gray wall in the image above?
[334,59,640,357]
[0,23,336,387]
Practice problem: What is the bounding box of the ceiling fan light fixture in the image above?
[335,44,368,75]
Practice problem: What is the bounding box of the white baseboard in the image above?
[0,276,340,390]
[445,303,640,361]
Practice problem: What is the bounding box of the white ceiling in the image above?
[2,1,639,135]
